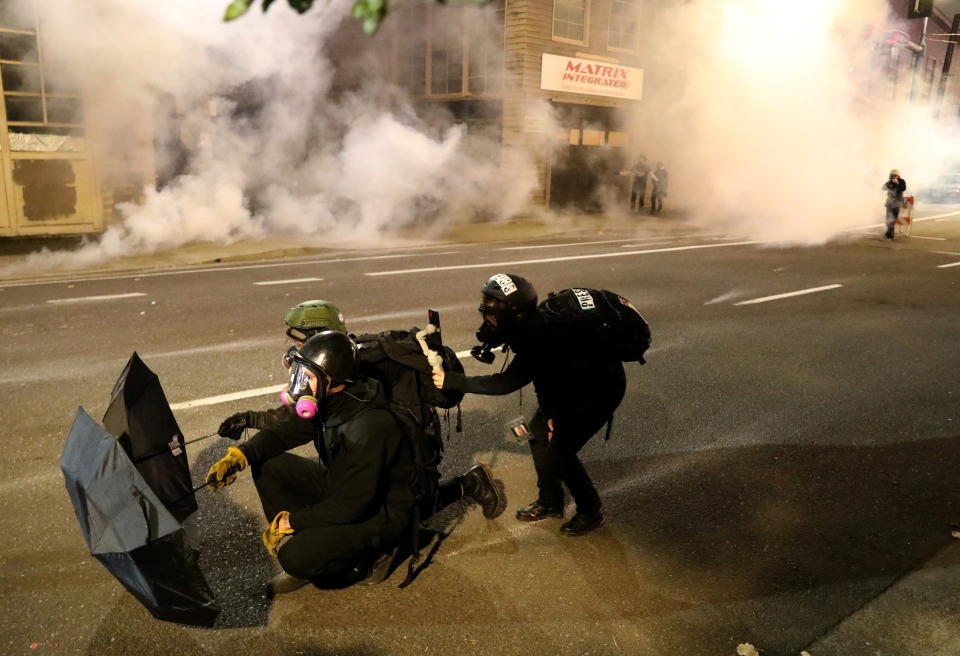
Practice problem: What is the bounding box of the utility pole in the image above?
[935,13,960,115]
[908,15,928,103]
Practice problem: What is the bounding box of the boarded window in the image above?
[12,159,78,220]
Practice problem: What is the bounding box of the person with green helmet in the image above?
[216,300,347,440]
[216,299,506,554]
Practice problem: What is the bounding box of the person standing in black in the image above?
[432,274,626,537]
[882,169,906,240]
[630,157,649,213]
[650,161,668,214]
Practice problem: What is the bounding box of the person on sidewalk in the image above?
[882,169,906,240]
[206,331,504,596]
[630,156,650,213]
[432,274,627,537]
[650,162,668,215]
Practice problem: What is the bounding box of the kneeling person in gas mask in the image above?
[206,331,416,595]
[216,299,505,523]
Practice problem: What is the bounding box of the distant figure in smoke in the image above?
[649,162,668,215]
[630,156,649,213]
[882,169,906,240]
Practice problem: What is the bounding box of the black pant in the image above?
[252,454,407,583]
[528,369,626,514]
[630,179,646,209]
[651,190,664,214]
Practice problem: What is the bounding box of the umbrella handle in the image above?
[133,432,220,464]
[184,432,218,446]
[172,482,210,506]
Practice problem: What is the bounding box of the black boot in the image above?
[560,509,605,536]
[267,572,310,598]
[515,500,564,522]
[358,547,399,585]
[461,464,506,519]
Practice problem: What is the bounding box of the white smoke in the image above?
[6,0,538,273]
[621,0,960,243]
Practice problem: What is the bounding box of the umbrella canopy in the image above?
[61,407,220,627]
[102,352,196,523]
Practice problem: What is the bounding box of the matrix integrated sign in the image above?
[540,54,643,101]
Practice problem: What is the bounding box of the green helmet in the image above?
[283,300,347,339]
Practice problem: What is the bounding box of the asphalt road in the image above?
[2,214,959,655]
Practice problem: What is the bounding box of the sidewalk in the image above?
[803,539,960,655]
[0,212,672,283]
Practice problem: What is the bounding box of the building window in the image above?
[607,0,639,52]
[396,3,428,95]
[467,0,504,95]
[553,0,587,44]
[430,31,464,95]
[1,18,85,151]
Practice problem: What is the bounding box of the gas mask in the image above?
[281,344,298,370]
[280,362,325,419]
[472,302,515,363]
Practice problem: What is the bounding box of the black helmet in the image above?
[481,273,537,314]
[291,330,358,384]
[475,273,538,350]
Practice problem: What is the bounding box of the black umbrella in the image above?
[102,352,197,523]
[60,352,222,627]
[61,407,220,627]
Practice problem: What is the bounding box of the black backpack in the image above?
[353,328,465,586]
[538,288,651,364]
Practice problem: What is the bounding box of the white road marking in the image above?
[46,292,146,304]
[172,348,479,410]
[366,240,766,276]
[498,237,674,251]
[0,250,464,289]
[253,277,323,286]
[619,240,679,248]
[937,261,960,269]
[908,236,947,241]
[734,284,842,306]
[934,251,960,256]
[845,208,960,231]
[170,384,285,410]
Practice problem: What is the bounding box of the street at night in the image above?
[2,210,959,654]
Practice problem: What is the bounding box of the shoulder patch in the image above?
[491,273,518,296]
[572,288,596,310]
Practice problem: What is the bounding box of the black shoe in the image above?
[560,510,605,536]
[515,501,564,522]
[267,572,310,598]
[462,463,507,519]
[360,548,398,585]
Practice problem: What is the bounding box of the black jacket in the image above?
[443,314,626,418]
[883,178,906,208]
[239,378,416,532]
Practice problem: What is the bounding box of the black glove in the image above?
[218,411,254,440]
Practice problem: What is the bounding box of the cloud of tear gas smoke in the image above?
[622,0,960,244]
[7,0,538,273]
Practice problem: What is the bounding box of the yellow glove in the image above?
[205,446,248,490]
[263,510,295,557]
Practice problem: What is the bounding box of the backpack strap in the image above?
[398,504,421,589]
